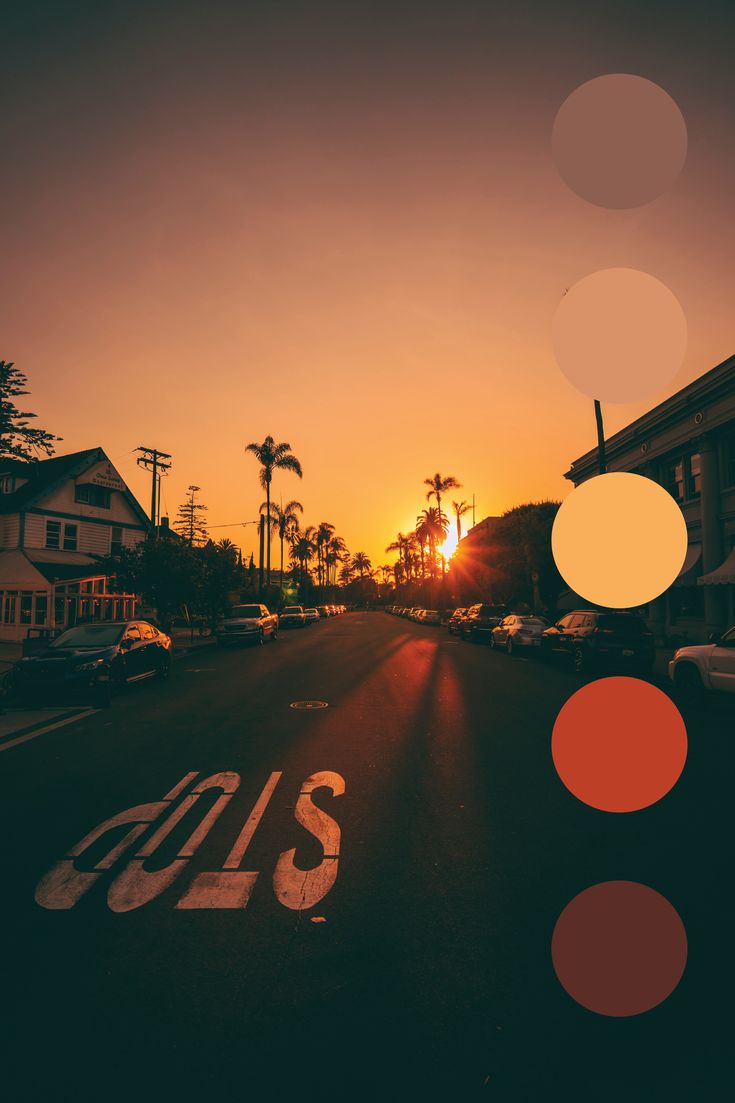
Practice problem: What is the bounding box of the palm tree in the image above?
[325,535,348,589]
[386,532,413,580]
[594,400,607,474]
[262,499,303,590]
[451,499,471,542]
[424,472,461,578]
[416,506,449,579]
[289,526,315,590]
[245,436,303,586]
[315,521,335,592]
[351,551,372,578]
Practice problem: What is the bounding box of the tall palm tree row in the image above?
[424,472,461,578]
[245,436,303,586]
[384,472,462,593]
[261,499,303,589]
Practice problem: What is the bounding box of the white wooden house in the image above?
[0,447,150,643]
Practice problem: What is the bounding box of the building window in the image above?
[45,520,61,549]
[34,594,48,626]
[111,526,123,555]
[0,474,15,494]
[20,592,33,625]
[663,454,701,501]
[75,484,111,509]
[63,523,78,551]
[2,592,17,624]
[662,459,684,501]
[687,453,701,498]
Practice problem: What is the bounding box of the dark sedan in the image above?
[3,620,172,703]
[540,609,655,675]
[460,604,509,643]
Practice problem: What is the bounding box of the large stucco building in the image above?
[565,355,735,643]
[0,447,149,643]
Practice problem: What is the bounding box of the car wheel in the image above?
[573,646,586,675]
[674,663,705,705]
[489,634,496,649]
[158,655,171,679]
[271,628,278,642]
[257,630,265,646]
[506,637,514,656]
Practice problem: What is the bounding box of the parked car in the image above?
[216,603,278,646]
[669,625,735,700]
[540,609,654,674]
[316,606,331,618]
[491,614,547,654]
[409,607,424,621]
[460,604,509,643]
[279,605,308,628]
[447,608,467,634]
[4,620,172,703]
[419,609,442,626]
[304,608,321,625]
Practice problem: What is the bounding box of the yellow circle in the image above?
[552,473,687,608]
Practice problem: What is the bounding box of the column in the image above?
[699,436,726,637]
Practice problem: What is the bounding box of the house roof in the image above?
[0,447,150,528]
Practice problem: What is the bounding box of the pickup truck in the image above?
[216,603,279,646]
[668,625,735,699]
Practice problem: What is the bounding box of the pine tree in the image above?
[174,485,209,546]
[0,360,60,461]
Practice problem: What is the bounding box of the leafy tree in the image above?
[0,360,60,461]
[174,485,209,545]
[245,436,303,586]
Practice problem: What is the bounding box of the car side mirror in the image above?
[120,637,133,650]
[708,632,719,644]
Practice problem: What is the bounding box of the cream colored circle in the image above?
[552,269,687,404]
[552,473,688,609]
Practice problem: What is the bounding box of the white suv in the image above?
[668,625,735,699]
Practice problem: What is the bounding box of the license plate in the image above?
[622,649,634,657]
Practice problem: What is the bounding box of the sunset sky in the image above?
[2,0,734,567]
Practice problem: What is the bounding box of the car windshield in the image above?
[425,610,439,615]
[51,624,125,649]
[596,614,646,634]
[518,617,545,625]
[478,606,506,616]
[305,609,318,614]
[283,607,301,613]
[227,606,261,618]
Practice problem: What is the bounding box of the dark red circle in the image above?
[552,881,687,1016]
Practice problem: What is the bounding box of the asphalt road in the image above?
[1,612,732,1101]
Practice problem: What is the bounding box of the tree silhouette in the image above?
[0,360,60,461]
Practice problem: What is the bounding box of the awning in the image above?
[698,546,735,585]
[672,543,702,587]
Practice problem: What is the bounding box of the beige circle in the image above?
[552,268,687,404]
[552,74,687,208]
[552,473,687,609]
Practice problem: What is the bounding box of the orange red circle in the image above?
[552,676,687,812]
[552,881,687,1016]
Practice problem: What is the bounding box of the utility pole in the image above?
[258,513,265,596]
[472,493,476,528]
[135,446,172,535]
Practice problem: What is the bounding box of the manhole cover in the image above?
[289,700,329,710]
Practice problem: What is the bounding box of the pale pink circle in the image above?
[552,74,687,208]
[552,268,687,404]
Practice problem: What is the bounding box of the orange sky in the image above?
[2,2,734,568]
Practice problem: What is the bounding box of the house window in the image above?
[45,520,61,549]
[20,592,33,625]
[2,592,17,624]
[75,484,111,508]
[63,523,78,551]
[111,526,123,555]
[0,474,15,494]
[663,453,701,501]
[34,594,48,626]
